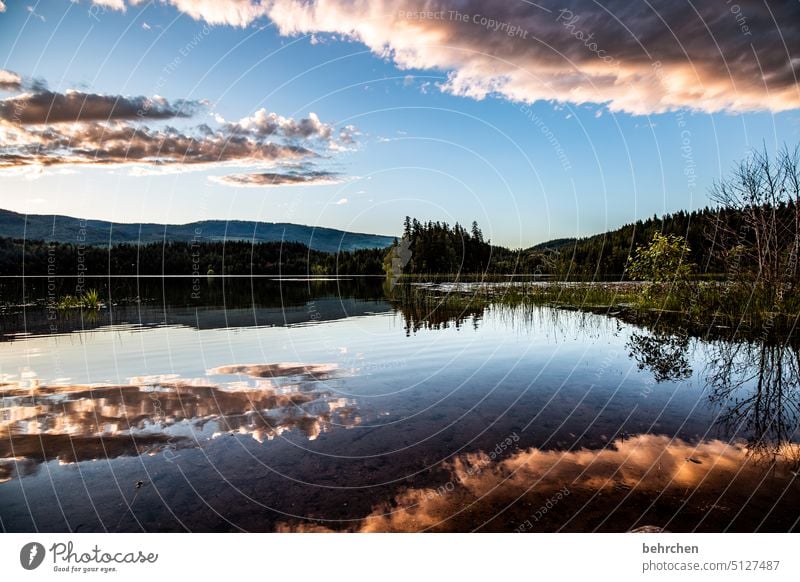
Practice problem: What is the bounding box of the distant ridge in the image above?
[528,237,577,252]
[0,208,395,253]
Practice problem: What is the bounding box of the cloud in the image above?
[94,0,126,9]
[0,69,21,92]
[227,108,357,149]
[335,197,348,205]
[0,2,6,13]
[229,109,332,139]
[0,119,312,169]
[138,0,271,27]
[0,90,201,124]
[212,169,343,187]
[0,80,358,185]
[97,0,799,114]
[0,71,358,186]
[264,0,800,114]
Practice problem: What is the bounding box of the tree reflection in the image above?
[705,337,800,463]
[394,298,486,335]
[626,330,692,383]
[626,325,800,463]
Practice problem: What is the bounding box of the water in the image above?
[0,278,798,532]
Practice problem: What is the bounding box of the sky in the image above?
[0,0,799,248]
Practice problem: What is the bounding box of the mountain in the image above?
[0,209,395,253]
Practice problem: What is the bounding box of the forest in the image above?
[0,238,386,277]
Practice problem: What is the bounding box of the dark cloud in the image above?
[0,120,313,168]
[0,90,201,124]
[215,169,343,187]
[0,76,357,183]
[263,0,800,114]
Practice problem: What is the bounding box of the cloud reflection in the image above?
[0,362,359,482]
[279,434,800,532]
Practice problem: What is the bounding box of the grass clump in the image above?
[56,289,102,311]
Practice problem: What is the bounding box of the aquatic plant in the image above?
[81,288,101,310]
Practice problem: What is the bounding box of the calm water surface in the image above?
[0,278,798,532]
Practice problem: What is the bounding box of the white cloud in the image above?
[0,69,21,92]
[228,107,357,150]
[94,0,126,10]
[142,0,269,27]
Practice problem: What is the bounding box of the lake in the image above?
[1,277,798,532]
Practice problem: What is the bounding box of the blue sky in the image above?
[1,0,799,247]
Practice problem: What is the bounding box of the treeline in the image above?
[0,238,386,276]
[389,217,545,275]
[390,201,800,280]
[387,211,719,277]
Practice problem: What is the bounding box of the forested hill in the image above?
[529,237,577,252]
[531,205,794,276]
[531,208,718,276]
[0,208,395,253]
